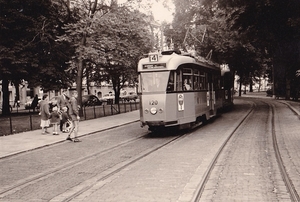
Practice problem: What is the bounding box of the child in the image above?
[49,106,60,135]
[60,106,71,132]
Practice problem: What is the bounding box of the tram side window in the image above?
[199,72,207,90]
[183,68,193,91]
[167,71,175,92]
[176,70,182,91]
[213,75,221,90]
[194,69,200,90]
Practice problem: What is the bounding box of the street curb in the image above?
[279,101,300,119]
[0,120,139,160]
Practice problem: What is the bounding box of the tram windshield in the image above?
[140,72,169,92]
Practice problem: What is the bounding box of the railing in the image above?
[0,101,140,136]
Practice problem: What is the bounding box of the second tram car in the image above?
[137,50,233,131]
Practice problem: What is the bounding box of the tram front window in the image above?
[141,72,169,92]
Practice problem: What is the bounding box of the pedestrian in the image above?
[39,94,50,134]
[49,106,60,135]
[66,91,81,142]
[60,106,71,132]
[31,94,39,112]
[57,89,70,132]
[13,95,20,108]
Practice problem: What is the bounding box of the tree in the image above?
[214,0,300,98]
[92,8,153,104]
[58,0,116,112]
[59,1,153,106]
[171,0,300,98]
[0,0,74,115]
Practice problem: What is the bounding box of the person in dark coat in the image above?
[40,94,50,134]
[31,94,39,112]
[66,91,80,142]
[57,89,70,132]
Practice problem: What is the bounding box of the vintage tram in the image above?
[137,50,233,131]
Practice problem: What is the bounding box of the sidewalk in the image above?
[0,110,139,159]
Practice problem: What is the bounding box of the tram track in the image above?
[270,103,300,202]
[0,133,146,198]
[51,132,191,202]
[0,126,191,201]
[191,102,256,202]
[191,100,300,202]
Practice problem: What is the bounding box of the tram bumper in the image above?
[140,120,178,127]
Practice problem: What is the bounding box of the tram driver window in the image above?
[167,72,175,92]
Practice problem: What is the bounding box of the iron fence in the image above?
[0,101,140,136]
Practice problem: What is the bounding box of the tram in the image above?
[137,50,233,131]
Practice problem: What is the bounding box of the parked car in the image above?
[100,93,115,104]
[121,91,138,102]
[82,95,103,107]
[49,94,102,110]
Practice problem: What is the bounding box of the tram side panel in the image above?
[215,89,224,110]
[177,92,196,125]
[141,92,209,129]
[194,91,211,121]
[165,93,178,124]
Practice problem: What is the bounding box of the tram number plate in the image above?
[149,54,158,62]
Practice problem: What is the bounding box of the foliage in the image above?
[171,0,300,97]
[0,0,73,89]
[59,1,153,104]
[0,0,75,115]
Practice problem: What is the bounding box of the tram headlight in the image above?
[150,107,157,115]
[144,108,149,114]
[158,108,163,113]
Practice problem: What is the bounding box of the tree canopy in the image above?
[171,0,300,97]
[2,0,300,115]
[1,0,154,114]
[58,0,153,106]
[0,0,75,114]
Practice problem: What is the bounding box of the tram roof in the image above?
[138,52,220,72]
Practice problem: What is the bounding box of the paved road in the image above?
[0,93,299,202]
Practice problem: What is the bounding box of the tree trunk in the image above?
[1,79,11,115]
[13,80,21,101]
[77,58,84,116]
[112,76,120,104]
[238,82,242,96]
[249,79,253,92]
[285,77,291,100]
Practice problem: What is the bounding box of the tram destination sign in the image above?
[142,63,166,69]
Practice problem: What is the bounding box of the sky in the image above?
[118,0,175,23]
[151,1,174,23]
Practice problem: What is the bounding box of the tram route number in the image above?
[149,100,158,105]
[149,54,159,62]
